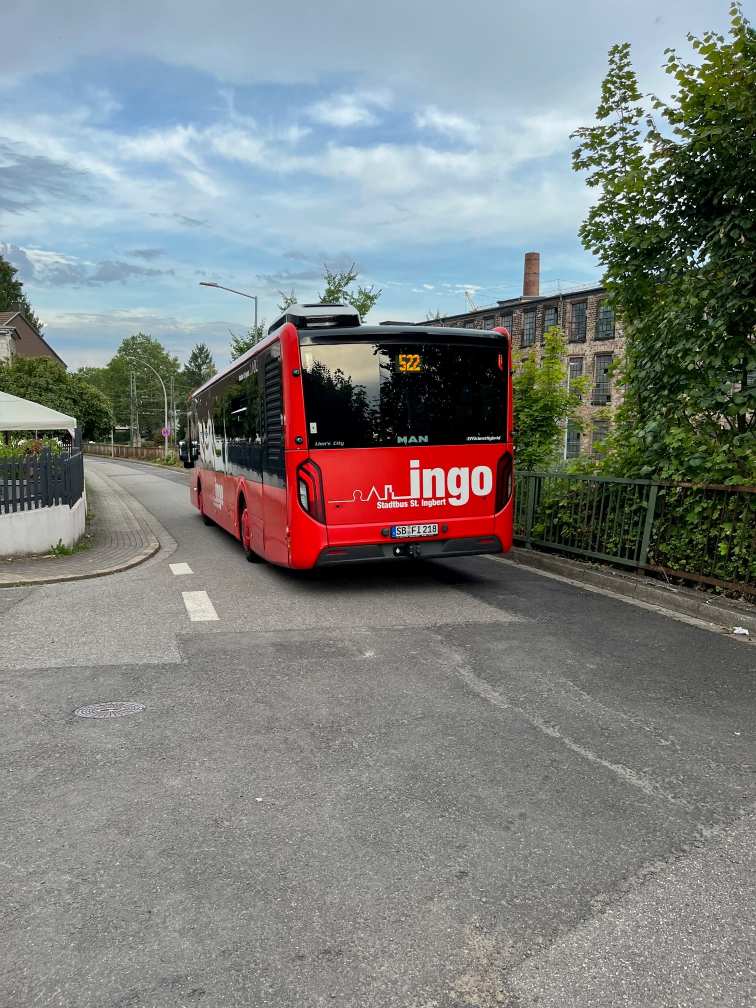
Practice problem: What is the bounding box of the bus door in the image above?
[260,344,288,564]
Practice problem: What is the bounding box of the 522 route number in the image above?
[398,353,422,373]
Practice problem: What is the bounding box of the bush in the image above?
[0,436,65,459]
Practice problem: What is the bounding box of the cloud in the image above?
[0,1,724,120]
[306,90,391,129]
[126,248,164,260]
[208,125,267,164]
[0,243,173,287]
[415,107,480,144]
[149,212,208,228]
[0,139,89,215]
[1,243,87,284]
[118,124,201,164]
[41,308,249,369]
[255,267,323,289]
[86,260,174,284]
[2,0,717,362]
[280,124,311,145]
[283,249,320,262]
[175,214,207,227]
[0,81,590,259]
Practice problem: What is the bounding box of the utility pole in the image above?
[134,372,141,447]
[129,370,141,447]
[169,374,175,450]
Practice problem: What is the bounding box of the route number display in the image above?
[398,353,421,372]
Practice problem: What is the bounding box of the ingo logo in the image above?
[409,459,492,507]
[332,459,493,511]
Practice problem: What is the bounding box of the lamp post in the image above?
[199,280,258,330]
[127,356,169,460]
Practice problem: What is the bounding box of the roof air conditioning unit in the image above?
[268,303,361,333]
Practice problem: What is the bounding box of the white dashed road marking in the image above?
[170,562,193,576]
[182,591,219,622]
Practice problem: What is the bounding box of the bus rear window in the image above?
[300,342,506,449]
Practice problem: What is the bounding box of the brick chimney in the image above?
[523,251,540,297]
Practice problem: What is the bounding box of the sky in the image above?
[0,0,739,370]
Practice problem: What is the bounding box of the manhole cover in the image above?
[75,702,145,719]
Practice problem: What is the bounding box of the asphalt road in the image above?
[1,457,754,1008]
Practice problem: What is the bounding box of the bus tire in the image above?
[240,503,261,563]
[198,484,213,526]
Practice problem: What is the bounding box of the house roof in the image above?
[0,391,77,432]
[496,283,605,309]
[426,283,607,326]
[0,311,67,367]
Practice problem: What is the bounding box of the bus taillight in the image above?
[296,458,326,523]
[495,453,513,511]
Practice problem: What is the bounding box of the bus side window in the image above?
[261,347,285,486]
[245,369,263,478]
[211,385,227,471]
[226,372,261,480]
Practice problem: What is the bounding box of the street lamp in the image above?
[199,280,258,330]
[127,356,169,460]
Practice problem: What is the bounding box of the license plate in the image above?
[390,523,439,539]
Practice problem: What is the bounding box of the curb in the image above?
[0,469,161,589]
[0,539,160,589]
[500,547,756,636]
[83,452,187,474]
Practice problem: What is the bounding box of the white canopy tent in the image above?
[0,391,77,435]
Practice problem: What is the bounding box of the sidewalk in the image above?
[0,463,159,588]
[500,546,756,636]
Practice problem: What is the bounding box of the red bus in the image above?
[182,304,513,568]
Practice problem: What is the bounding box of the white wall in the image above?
[0,330,15,364]
[0,494,86,557]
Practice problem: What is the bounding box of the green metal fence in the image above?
[515,471,756,596]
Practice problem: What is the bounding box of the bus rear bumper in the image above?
[315,535,504,566]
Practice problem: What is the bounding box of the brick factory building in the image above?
[431,252,625,460]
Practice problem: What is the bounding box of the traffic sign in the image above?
[161,427,171,437]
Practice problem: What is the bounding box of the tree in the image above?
[76,332,180,437]
[513,327,587,471]
[318,263,382,319]
[278,291,297,312]
[0,254,43,332]
[277,263,382,320]
[183,343,216,391]
[572,4,756,483]
[230,323,266,360]
[0,357,112,438]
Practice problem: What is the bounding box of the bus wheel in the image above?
[198,485,213,526]
[240,504,261,563]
